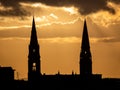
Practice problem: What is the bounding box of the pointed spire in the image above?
[30,16,38,45]
[32,16,36,30]
[80,19,92,75]
[81,19,90,50]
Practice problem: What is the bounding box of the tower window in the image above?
[32,63,36,71]
[33,49,35,52]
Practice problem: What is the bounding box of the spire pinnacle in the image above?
[32,16,36,31]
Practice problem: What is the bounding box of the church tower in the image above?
[28,17,41,81]
[80,20,92,76]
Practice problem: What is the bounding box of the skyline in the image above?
[0,0,120,79]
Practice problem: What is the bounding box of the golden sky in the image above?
[0,0,120,80]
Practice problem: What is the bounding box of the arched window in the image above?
[32,62,36,71]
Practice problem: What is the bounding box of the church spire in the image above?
[28,16,40,81]
[80,19,92,75]
[30,16,38,45]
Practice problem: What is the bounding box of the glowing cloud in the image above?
[62,6,78,15]
[0,5,13,11]
[90,2,120,27]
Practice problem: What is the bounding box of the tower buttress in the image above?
[80,20,92,76]
[28,17,41,81]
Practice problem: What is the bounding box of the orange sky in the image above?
[0,1,120,80]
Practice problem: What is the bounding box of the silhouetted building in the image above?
[28,17,41,81]
[0,66,14,81]
[80,20,101,79]
[0,17,120,89]
[28,17,101,83]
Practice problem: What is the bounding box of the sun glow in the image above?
[32,3,41,7]
[62,7,78,15]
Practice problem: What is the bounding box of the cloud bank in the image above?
[0,0,120,16]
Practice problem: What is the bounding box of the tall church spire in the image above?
[80,19,92,75]
[28,17,40,81]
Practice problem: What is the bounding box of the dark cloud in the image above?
[0,0,30,16]
[0,0,119,16]
[76,0,115,15]
[39,0,115,15]
[0,8,30,16]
